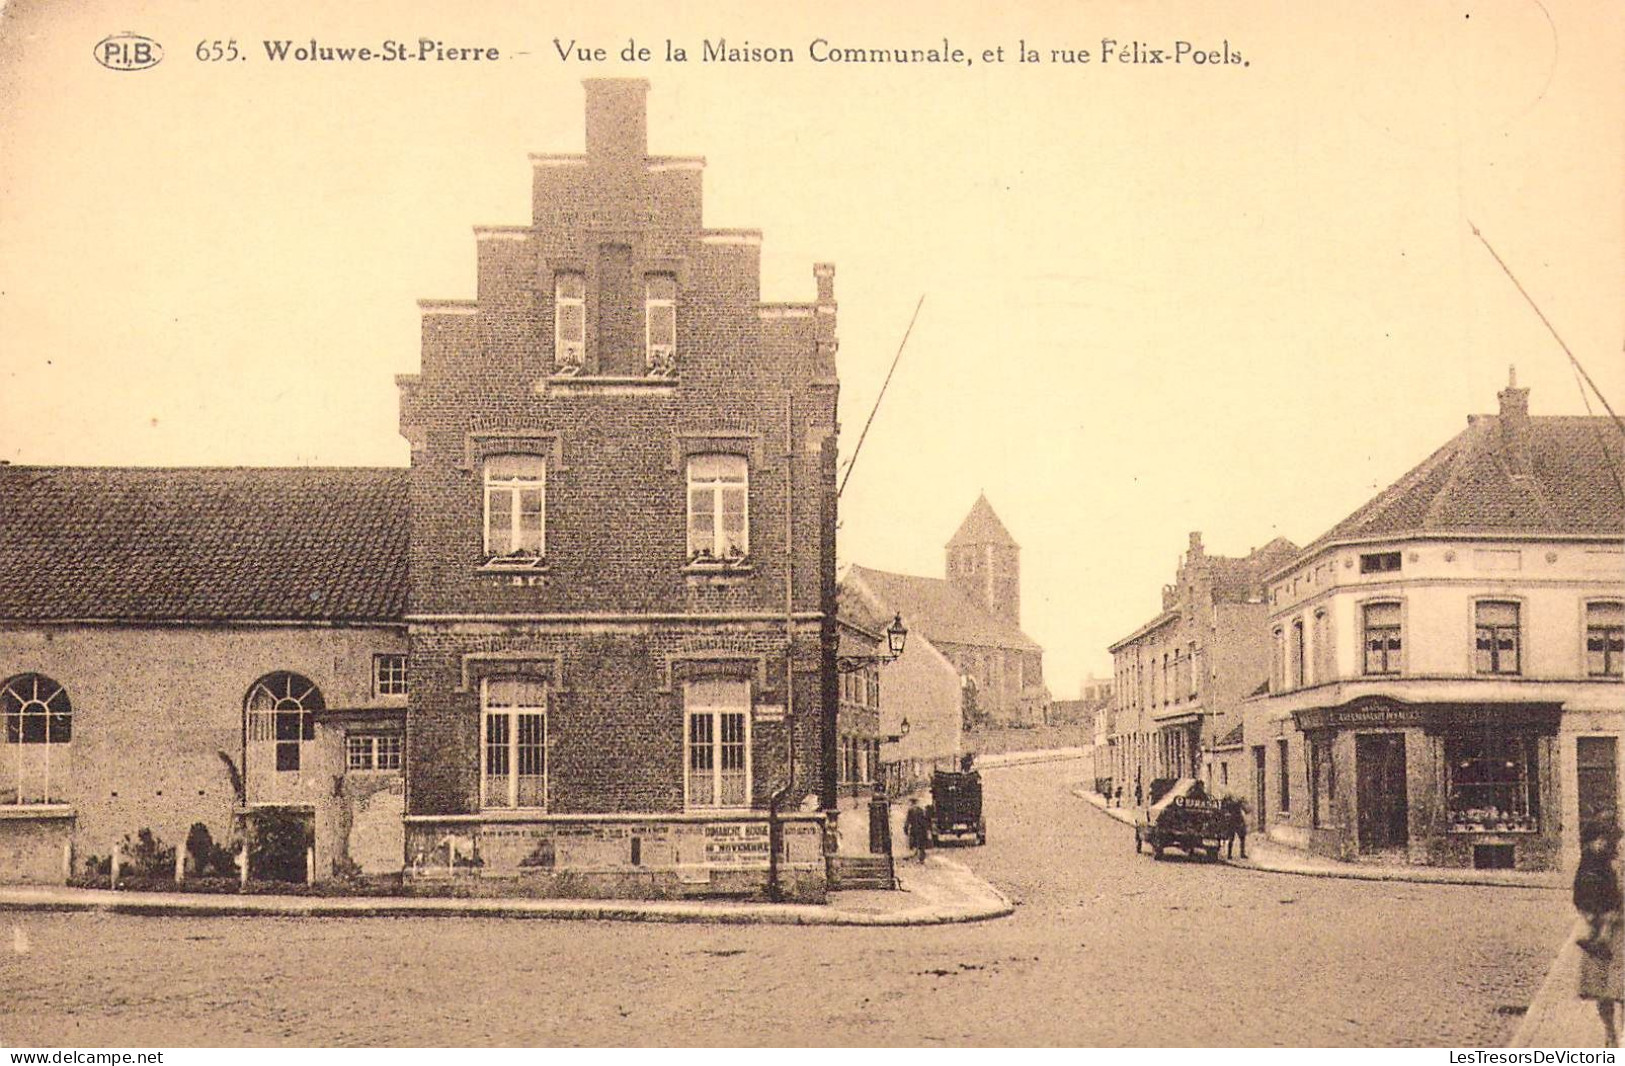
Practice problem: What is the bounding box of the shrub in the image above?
[248,808,312,883]
[185,822,240,878]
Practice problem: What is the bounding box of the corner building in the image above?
[1252,377,1623,873]
[394,79,839,898]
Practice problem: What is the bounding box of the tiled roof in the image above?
[0,466,409,622]
[846,564,1041,652]
[1299,414,1624,558]
[945,493,1018,549]
[1210,538,1299,603]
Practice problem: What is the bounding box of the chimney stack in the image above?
[583,79,649,164]
[1497,365,1533,477]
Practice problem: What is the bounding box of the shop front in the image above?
[1292,696,1562,871]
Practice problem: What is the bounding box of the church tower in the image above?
[945,493,1021,627]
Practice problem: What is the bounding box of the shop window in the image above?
[246,672,323,773]
[482,678,546,810]
[645,274,677,376]
[483,455,545,562]
[1585,601,1623,677]
[553,271,585,374]
[347,733,402,772]
[686,454,748,563]
[1362,602,1402,675]
[1,673,72,805]
[1445,733,1538,832]
[685,679,750,809]
[373,653,407,697]
[1474,601,1521,675]
[1359,551,1402,574]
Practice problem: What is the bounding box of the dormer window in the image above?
[554,272,585,374]
[646,274,677,377]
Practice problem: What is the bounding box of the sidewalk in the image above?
[0,855,1012,928]
[1075,786,1563,890]
[1508,918,1616,1049]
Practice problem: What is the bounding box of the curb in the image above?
[1072,787,1562,891]
[0,859,1014,928]
[1508,918,1590,1048]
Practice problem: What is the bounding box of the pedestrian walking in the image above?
[1574,817,1623,1048]
[903,797,930,864]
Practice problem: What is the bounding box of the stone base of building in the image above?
[0,809,74,884]
[402,812,828,902]
[1285,823,1558,872]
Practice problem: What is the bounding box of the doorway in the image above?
[1577,736,1620,836]
[1356,732,1408,852]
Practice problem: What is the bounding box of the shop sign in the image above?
[1294,697,1425,732]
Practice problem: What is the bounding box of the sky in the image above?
[2,0,1621,693]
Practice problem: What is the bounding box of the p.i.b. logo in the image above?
[94,33,163,71]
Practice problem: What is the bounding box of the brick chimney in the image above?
[583,78,648,164]
[1497,365,1533,477]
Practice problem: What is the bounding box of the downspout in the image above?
[768,391,795,902]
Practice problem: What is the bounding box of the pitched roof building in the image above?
[846,495,1048,730]
[0,80,845,900]
[1249,374,1623,872]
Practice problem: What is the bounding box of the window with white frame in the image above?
[685,679,750,809]
[246,672,324,773]
[1474,601,1521,675]
[686,454,748,562]
[1363,602,1402,675]
[346,733,402,772]
[1586,601,1624,677]
[481,678,546,810]
[373,653,407,697]
[554,272,585,372]
[2,673,72,805]
[484,455,545,561]
[645,274,676,375]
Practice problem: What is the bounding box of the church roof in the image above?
[846,564,1041,652]
[945,493,1019,549]
[0,466,409,623]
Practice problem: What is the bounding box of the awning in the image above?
[1152,713,1202,729]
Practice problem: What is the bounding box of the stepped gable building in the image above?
[1105,533,1298,806]
[845,495,1049,729]
[0,79,844,901]
[1250,374,1623,873]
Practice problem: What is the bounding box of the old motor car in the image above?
[928,768,986,846]
[1134,778,1226,860]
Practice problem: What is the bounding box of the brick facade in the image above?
[395,80,839,898]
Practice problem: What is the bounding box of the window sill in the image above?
[0,804,74,820]
[539,375,679,397]
[1447,825,1539,835]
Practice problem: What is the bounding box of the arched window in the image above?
[2,673,71,805]
[247,672,324,772]
[3,674,71,745]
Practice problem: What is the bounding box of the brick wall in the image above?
[400,80,839,822]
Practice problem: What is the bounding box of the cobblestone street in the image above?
[0,760,1574,1047]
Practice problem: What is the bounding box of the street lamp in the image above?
[837,613,908,673]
